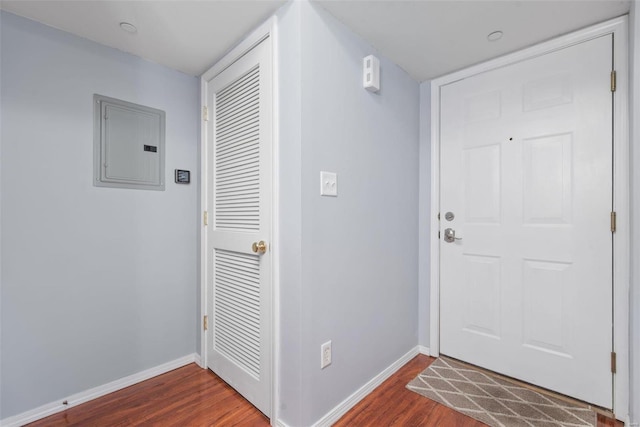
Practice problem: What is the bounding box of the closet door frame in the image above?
[200,16,280,424]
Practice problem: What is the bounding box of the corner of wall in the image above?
[274,1,304,426]
[296,1,420,424]
[418,82,432,348]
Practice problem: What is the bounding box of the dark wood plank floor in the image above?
[335,354,485,427]
[335,354,622,427]
[28,355,622,426]
[27,365,269,427]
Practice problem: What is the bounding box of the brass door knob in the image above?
[252,240,267,254]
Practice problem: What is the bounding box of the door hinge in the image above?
[438,231,441,239]
[202,106,209,122]
[203,315,208,331]
[611,351,617,373]
[611,70,616,92]
[204,211,208,226]
[611,211,616,233]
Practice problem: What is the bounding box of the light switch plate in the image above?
[320,171,337,196]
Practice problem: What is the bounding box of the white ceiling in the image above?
[0,0,631,81]
[316,0,631,81]
[0,0,287,77]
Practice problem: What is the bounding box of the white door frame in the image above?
[199,16,280,424]
[428,16,629,420]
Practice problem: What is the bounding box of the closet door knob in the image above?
[252,240,267,254]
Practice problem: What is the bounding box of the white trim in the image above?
[310,347,420,427]
[610,17,630,421]
[0,354,198,427]
[200,15,279,423]
[275,420,292,427]
[199,51,209,371]
[418,346,431,356]
[200,19,274,83]
[432,18,625,86]
[194,353,203,368]
[270,14,281,427]
[428,16,629,419]
[429,81,441,358]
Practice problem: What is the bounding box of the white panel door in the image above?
[206,37,272,416]
[440,35,613,408]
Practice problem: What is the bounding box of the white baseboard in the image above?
[418,345,430,356]
[194,353,203,368]
[1,353,199,427]
[274,420,291,427]
[310,346,420,427]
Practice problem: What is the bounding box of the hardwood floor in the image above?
[28,355,622,426]
[27,365,269,427]
[334,354,485,427]
[335,355,622,427]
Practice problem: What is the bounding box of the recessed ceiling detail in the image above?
[487,31,503,42]
[119,22,137,34]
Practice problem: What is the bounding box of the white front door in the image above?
[205,37,272,416]
[439,34,613,408]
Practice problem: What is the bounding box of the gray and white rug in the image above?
[406,357,596,427]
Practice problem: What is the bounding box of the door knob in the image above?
[252,240,267,254]
[444,228,462,243]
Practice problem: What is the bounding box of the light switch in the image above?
[320,171,337,197]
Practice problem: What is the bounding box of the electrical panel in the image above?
[94,94,165,190]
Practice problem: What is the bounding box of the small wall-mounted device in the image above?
[363,55,380,92]
[174,169,190,184]
[320,171,337,197]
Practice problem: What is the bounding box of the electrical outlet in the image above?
[321,340,332,369]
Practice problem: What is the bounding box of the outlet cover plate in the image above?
[320,171,337,197]
[321,340,332,369]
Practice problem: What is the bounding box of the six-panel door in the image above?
[439,35,613,408]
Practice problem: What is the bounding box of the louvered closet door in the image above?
[206,37,272,416]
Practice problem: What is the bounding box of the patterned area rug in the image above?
[406,357,596,427]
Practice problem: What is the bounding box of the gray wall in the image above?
[0,11,199,419]
[276,1,304,424]
[277,1,420,425]
[629,3,640,425]
[418,82,431,348]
